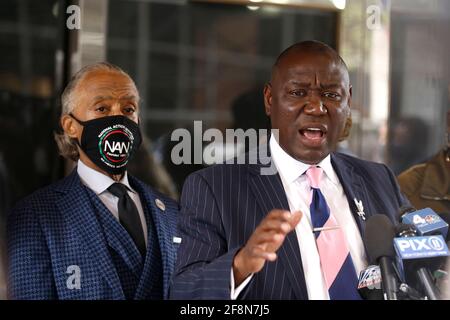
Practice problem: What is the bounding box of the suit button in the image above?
[155,198,166,211]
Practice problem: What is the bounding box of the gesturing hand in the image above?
[232,210,302,286]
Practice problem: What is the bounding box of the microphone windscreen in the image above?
[364,214,396,264]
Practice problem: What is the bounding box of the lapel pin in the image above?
[354,198,366,221]
[173,236,182,244]
[155,198,166,211]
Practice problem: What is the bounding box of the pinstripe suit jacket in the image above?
[7,169,179,300]
[170,151,409,299]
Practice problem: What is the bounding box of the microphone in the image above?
[357,265,383,300]
[400,207,449,239]
[393,225,450,300]
[364,214,399,300]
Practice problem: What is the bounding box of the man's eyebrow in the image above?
[92,95,112,103]
[285,82,345,92]
[320,83,342,89]
[119,95,138,101]
[288,80,312,87]
[92,95,138,103]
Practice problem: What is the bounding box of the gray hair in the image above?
[54,62,138,161]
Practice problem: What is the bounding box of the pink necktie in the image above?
[306,166,361,299]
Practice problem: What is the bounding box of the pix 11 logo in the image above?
[66,5,81,30]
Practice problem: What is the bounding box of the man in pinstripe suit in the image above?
[7,63,179,299]
[170,41,409,300]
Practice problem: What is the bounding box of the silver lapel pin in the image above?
[354,198,366,221]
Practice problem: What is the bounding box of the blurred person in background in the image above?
[398,109,450,214]
[127,135,178,200]
[231,86,270,135]
[202,87,271,167]
[387,117,429,175]
[7,62,179,300]
[156,127,207,197]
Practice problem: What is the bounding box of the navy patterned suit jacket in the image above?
[7,169,179,300]
[170,151,409,299]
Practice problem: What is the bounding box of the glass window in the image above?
[106,0,338,193]
[0,0,64,205]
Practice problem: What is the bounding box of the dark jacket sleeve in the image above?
[7,202,56,299]
[169,172,239,300]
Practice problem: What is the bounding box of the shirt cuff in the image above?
[230,268,253,300]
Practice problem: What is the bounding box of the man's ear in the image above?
[339,110,352,142]
[263,83,273,117]
[61,114,78,139]
[337,85,353,142]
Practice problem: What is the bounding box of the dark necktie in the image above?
[108,183,146,257]
[306,166,361,300]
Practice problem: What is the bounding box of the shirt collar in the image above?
[269,135,339,186]
[77,159,134,195]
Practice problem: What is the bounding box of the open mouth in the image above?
[299,126,327,139]
[298,125,327,146]
[300,128,324,140]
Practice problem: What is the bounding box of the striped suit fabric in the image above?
[170,150,410,300]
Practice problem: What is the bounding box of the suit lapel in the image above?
[130,177,171,299]
[244,150,372,299]
[55,170,125,299]
[247,162,308,300]
[331,153,373,239]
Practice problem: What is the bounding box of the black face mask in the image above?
[70,114,142,175]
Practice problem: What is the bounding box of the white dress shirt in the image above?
[77,159,148,245]
[269,136,367,299]
[230,137,368,300]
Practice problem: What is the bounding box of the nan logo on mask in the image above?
[99,124,135,169]
[70,114,142,175]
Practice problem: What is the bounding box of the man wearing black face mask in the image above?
[7,62,179,300]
